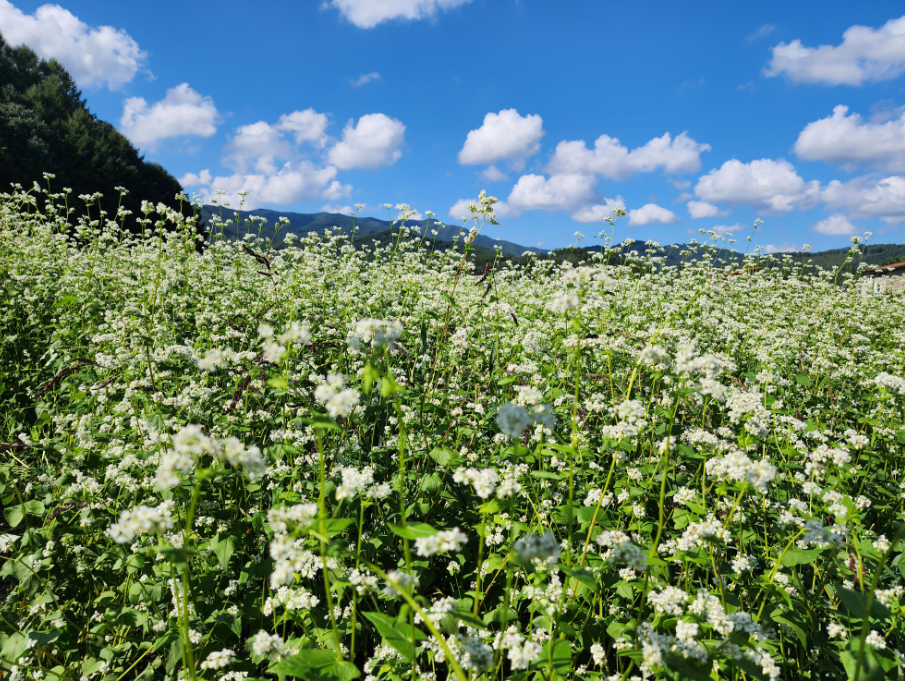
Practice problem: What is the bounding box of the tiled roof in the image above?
[863,261,905,276]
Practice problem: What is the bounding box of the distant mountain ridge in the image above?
[198,205,544,256]
[198,205,903,269]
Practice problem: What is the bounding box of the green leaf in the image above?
[539,639,572,673]
[429,447,455,466]
[796,374,813,388]
[664,653,713,681]
[837,586,891,619]
[319,518,354,538]
[560,566,600,592]
[300,415,341,431]
[779,548,824,567]
[4,505,24,528]
[840,642,886,681]
[211,534,236,571]
[363,612,417,661]
[28,630,60,645]
[482,606,518,625]
[388,522,436,540]
[267,376,288,390]
[24,500,44,516]
[530,471,561,480]
[270,650,361,681]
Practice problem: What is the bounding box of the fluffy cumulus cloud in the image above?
[506,173,598,215]
[192,162,339,210]
[546,131,710,181]
[120,84,220,148]
[627,203,678,226]
[765,242,801,254]
[327,113,405,169]
[571,196,626,223]
[694,158,819,213]
[821,176,905,224]
[223,121,295,175]
[458,109,545,168]
[327,0,471,29]
[811,213,860,236]
[275,109,330,147]
[795,105,905,171]
[686,200,727,218]
[765,15,905,86]
[479,166,509,182]
[0,0,147,88]
[179,169,212,187]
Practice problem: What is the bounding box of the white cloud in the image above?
[327,0,471,28]
[506,173,597,215]
[710,224,744,236]
[627,203,678,226]
[199,161,338,210]
[120,84,219,148]
[765,242,800,254]
[479,165,509,182]
[668,178,691,190]
[327,113,405,169]
[547,131,710,180]
[351,71,381,86]
[320,203,354,215]
[687,200,728,218]
[810,213,859,235]
[571,196,626,223]
[322,180,352,201]
[795,105,905,171]
[694,158,819,213]
[458,109,545,167]
[674,192,693,202]
[747,24,776,43]
[180,169,212,186]
[822,175,905,224]
[275,109,330,147]
[224,121,294,175]
[765,15,905,86]
[0,0,147,88]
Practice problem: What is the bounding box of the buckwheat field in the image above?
[3,186,905,681]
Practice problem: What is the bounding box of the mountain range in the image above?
[198,205,544,256]
[198,205,904,270]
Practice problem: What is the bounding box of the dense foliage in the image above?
[0,32,193,231]
[2,188,905,681]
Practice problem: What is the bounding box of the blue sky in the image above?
[4,0,905,252]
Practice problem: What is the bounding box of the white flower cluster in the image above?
[335,466,391,501]
[723,388,771,437]
[156,425,266,488]
[313,373,360,418]
[267,504,318,534]
[347,318,403,351]
[457,634,494,671]
[107,500,175,544]
[200,649,235,670]
[596,530,648,571]
[601,399,648,441]
[874,371,905,395]
[414,527,468,557]
[676,515,730,552]
[514,531,561,563]
[493,626,542,670]
[382,570,419,599]
[546,291,579,314]
[496,401,556,439]
[250,631,289,659]
[453,467,499,499]
[262,586,319,615]
[704,450,777,493]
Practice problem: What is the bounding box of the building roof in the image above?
[863,261,905,277]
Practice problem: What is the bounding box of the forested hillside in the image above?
[0,32,195,230]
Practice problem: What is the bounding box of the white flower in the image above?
[107,501,175,544]
[414,528,468,557]
[200,649,235,670]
